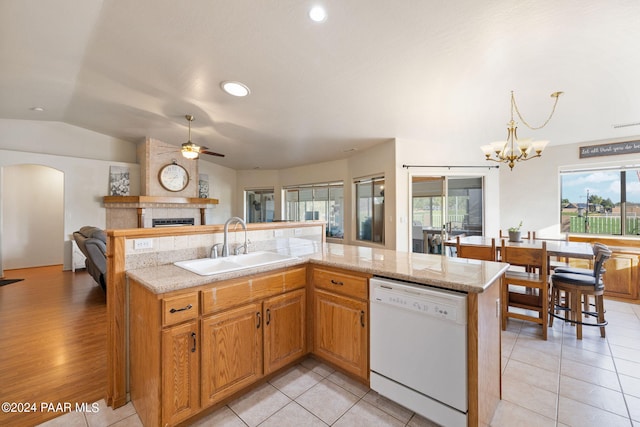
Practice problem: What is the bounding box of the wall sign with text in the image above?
[580,141,640,158]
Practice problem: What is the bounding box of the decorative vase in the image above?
[508,230,521,242]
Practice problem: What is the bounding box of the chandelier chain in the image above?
[511,91,562,131]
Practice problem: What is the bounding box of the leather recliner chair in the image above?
[73,226,107,291]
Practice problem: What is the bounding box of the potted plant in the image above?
[508,221,523,242]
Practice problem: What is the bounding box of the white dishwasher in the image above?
[369,277,468,427]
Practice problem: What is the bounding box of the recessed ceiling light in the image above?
[30,106,44,112]
[220,81,250,97]
[309,5,327,22]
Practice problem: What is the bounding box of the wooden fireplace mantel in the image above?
[103,196,219,228]
[103,196,219,206]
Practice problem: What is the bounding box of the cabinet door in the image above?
[162,320,200,426]
[264,289,306,374]
[201,302,263,407]
[314,289,368,381]
[604,252,639,299]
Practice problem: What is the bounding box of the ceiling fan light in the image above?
[221,81,250,97]
[181,141,200,159]
[182,150,199,160]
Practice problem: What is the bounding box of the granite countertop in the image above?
[126,243,509,295]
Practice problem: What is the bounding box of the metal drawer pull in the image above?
[256,312,261,328]
[330,279,344,286]
[191,332,196,353]
[360,310,365,327]
[266,308,271,325]
[169,304,193,313]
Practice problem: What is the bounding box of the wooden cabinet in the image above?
[569,236,640,301]
[603,250,639,299]
[201,303,263,406]
[162,320,199,426]
[264,289,306,374]
[130,266,307,427]
[312,267,370,381]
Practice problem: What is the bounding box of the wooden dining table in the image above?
[445,235,595,260]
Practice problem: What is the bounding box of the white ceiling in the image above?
[2,0,640,170]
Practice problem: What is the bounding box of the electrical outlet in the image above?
[294,228,303,236]
[134,238,153,250]
[274,229,284,237]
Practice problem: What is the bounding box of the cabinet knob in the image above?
[330,279,344,286]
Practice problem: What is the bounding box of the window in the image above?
[245,189,275,223]
[284,182,344,238]
[560,168,640,235]
[355,176,385,244]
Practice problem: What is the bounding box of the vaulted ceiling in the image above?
[2,0,640,169]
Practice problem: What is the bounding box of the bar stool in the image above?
[549,245,612,339]
[553,242,608,276]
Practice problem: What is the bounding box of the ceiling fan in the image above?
[181,115,225,159]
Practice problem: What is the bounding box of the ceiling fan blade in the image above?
[200,149,225,157]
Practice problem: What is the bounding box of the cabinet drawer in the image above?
[313,267,368,300]
[162,293,199,326]
[284,266,307,291]
[201,273,282,314]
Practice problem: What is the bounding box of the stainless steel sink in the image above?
[174,251,299,276]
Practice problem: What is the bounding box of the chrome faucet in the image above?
[222,217,248,257]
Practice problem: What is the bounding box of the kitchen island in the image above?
[126,242,508,427]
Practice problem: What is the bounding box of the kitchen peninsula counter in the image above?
[127,242,509,294]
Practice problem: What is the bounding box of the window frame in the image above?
[354,175,385,244]
[282,181,344,239]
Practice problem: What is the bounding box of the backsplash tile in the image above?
[124,225,323,270]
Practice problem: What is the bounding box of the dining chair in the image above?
[531,232,571,272]
[456,236,496,261]
[500,239,549,340]
[549,244,612,339]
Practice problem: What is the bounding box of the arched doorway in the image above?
[1,164,64,270]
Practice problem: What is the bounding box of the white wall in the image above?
[236,141,396,248]
[2,165,64,269]
[499,136,640,237]
[0,119,139,272]
[198,160,237,224]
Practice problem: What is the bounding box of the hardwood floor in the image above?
[0,265,107,427]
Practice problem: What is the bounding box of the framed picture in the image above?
[109,166,130,196]
[199,173,209,198]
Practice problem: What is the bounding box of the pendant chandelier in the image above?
[481,91,563,170]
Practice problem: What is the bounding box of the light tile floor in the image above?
[39,299,640,427]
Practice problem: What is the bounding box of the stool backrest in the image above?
[593,245,612,289]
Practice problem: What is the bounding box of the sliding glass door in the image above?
[411,176,484,254]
